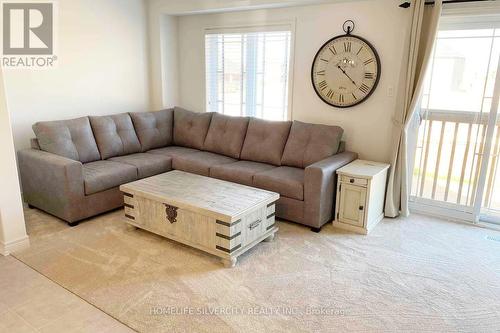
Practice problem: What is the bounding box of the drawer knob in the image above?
[359,206,364,211]
[350,179,355,183]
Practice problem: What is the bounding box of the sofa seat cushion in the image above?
[281,120,344,168]
[130,109,174,151]
[173,107,213,149]
[83,160,138,195]
[210,161,276,187]
[33,117,101,163]
[108,153,172,179]
[240,118,292,166]
[253,167,304,200]
[173,151,237,176]
[90,113,142,159]
[203,113,249,158]
[147,146,200,159]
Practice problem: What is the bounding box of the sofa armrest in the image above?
[304,151,358,228]
[17,149,84,220]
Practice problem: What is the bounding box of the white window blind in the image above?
[205,29,291,121]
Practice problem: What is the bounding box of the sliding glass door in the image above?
[478,68,500,222]
[410,13,500,224]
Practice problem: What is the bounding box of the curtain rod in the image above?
[399,0,491,9]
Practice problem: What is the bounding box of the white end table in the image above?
[333,160,390,235]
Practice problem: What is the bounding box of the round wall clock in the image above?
[311,20,380,108]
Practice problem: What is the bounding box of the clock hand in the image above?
[337,66,356,86]
[337,65,357,86]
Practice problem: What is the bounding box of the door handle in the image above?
[359,206,364,211]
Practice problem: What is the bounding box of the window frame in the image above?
[409,6,500,225]
[203,21,296,121]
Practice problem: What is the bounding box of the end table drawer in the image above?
[340,175,368,187]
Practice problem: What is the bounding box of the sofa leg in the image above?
[68,221,79,227]
[310,227,322,233]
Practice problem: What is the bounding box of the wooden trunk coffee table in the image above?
[119,170,279,267]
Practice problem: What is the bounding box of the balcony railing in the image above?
[411,109,500,213]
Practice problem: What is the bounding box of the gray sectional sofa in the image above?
[17,107,357,231]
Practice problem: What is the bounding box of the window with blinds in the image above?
[205,29,292,121]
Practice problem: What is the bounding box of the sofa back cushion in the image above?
[130,109,174,152]
[33,117,101,163]
[281,121,344,168]
[173,107,213,150]
[89,113,141,160]
[203,113,249,159]
[240,118,292,166]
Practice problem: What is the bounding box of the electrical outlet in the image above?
[387,85,394,97]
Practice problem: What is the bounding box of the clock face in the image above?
[311,35,380,108]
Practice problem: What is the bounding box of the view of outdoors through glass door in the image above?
[411,22,500,223]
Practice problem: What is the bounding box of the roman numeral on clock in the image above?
[364,72,375,79]
[352,93,357,100]
[356,46,363,55]
[329,46,337,55]
[363,58,374,65]
[339,94,344,103]
[344,42,351,53]
[316,70,325,76]
[359,83,370,94]
[326,89,334,99]
[318,80,328,91]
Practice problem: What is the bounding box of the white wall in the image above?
[147,12,180,109]
[0,68,29,256]
[175,0,410,163]
[146,0,356,109]
[4,0,150,150]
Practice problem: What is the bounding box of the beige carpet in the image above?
[13,208,500,332]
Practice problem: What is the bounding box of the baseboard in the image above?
[0,235,30,256]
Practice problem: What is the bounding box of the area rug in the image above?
[13,208,500,332]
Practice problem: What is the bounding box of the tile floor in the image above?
[0,255,134,333]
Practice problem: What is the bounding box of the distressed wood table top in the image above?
[120,170,279,222]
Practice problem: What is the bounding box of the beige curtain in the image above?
[385,0,443,218]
